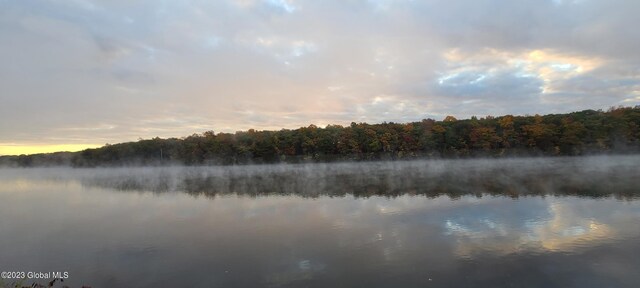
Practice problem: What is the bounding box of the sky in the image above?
[1,0,639,155]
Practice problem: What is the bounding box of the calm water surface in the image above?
[1,155,639,287]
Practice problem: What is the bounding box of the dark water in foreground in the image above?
[1,155,639,288]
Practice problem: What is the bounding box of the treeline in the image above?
[1,106,639,167]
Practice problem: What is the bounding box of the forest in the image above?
[1,106,639,167]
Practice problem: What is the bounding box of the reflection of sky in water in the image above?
[1,158,640,287]
[441,198,617,257]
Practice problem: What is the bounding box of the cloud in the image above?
[1,0,639,150]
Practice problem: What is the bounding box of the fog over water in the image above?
[1,155,639,287]
[2,155,638,198]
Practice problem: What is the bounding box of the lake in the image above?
[1,155,639,287]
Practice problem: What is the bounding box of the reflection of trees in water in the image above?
[81,157,640,200]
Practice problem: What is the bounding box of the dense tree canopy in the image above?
[2,106,639,167]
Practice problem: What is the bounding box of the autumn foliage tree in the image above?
[2,106,639,167]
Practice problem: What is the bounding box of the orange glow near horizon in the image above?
[0,144,102,156]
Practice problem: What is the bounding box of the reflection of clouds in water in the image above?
[442,198,620,258]
[1,157,640,286]
[530,201,613,252]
